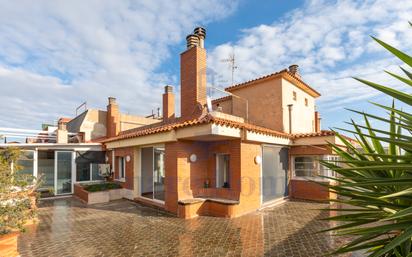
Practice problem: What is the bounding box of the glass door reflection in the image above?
[153,147,165,201]
[141,147,165,202]
[55,151,73,195]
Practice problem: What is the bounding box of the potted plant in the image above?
[0,147,41,257]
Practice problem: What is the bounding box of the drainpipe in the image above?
[287,104,293,134]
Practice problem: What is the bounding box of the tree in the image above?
[322,22,412,257]
[0,147,41,234]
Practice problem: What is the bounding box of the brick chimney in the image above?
[56,119,68,143]
[163,85,175,121]
[314,111,321,132]
[289,64,301,79]
[107,97,120,138]
[180,27,207,119]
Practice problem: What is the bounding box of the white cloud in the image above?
[207,0,412,117]
[0,0,238,129]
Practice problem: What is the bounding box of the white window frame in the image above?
[292,155,339,181]
[216,153,230,188]
[118,156,126,181]
[74,151,105,183]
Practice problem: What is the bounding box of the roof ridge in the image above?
[224,68,321,97]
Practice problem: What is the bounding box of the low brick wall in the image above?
[178,199,238,219]
[290,179,336,201]
[73,183,89,203]
[193,188,239,201]
[73,183,124,204]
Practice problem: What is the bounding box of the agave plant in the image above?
[321,22,412,257]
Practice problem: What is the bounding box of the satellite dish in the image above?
[206,96,213,112]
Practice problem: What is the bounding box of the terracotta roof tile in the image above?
[292,130,356,143]
[104,113,291,142]
[211,95,232,104]
[292,130,336,139]
[58,117,72,123]
[224,69,321,97]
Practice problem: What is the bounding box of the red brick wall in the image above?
[106,99,120,138]
[165,140,241,213]
[112,147,134,190]
[168,140,263,217]
[162,91,175,121]
[180,47,207,119]
[235,142,261,215]
[73,183,88,203]
[290,179,336,201]
[290,145,332,155]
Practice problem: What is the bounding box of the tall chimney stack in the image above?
[163,85,175,122]
[57,119,68,143]
[107,97,120,138]
[289,64,301,79]
[314,111,321,132]
[180,27,207,119]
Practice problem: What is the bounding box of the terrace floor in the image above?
[17,197,351,257]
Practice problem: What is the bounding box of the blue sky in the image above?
[0,0,411,134]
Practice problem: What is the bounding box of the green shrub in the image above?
[83,182,122,192]
[0,147,41,235]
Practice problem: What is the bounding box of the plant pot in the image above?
[0,232,19,257]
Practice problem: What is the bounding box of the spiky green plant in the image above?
[321,23,412,257]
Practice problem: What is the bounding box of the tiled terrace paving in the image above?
[17,198,352,257]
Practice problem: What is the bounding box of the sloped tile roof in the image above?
[211,95,232,104]
[292,130,336,139]
[104,113,291,142]
[224,69,321,97]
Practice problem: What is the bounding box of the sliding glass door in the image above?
[153,148,165,201]
[55,151,74,195]
[141,147,165,202]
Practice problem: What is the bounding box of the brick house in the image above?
[102,27,351,218]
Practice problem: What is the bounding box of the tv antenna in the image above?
[221,48,238,86]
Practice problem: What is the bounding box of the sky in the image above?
[0,0,412,135]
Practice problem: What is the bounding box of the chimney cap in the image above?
[194,27,206,39]
[108,97,117,105]
[164,85,173,93]
[288,64,299,75]
[186,34,199,49]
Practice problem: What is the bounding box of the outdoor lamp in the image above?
[189,154,197,163]
[126,155,131,162]
[254,155,262,165]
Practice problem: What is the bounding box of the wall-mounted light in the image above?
[126,155,131,162]
[105,156,109,162]
[254,155,262,165]
[189,154,197,163]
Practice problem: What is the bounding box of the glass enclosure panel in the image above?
[37,150,55,190]
[216,154,230,188]
[262,146,288,203]
[56,152,72,194]
[76,151,105,181]
[141,147,154,199]
[153,147,165,201]
[76,162,90,181]
[91,163,103,180]
[294,156,319,177]
[16,151,34,177]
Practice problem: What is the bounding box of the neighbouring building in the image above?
[0,99,159,196]
[1,27,354,218]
